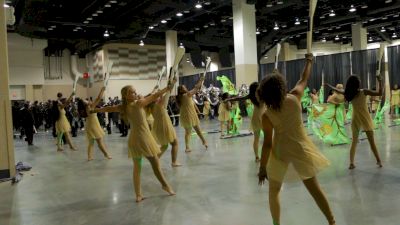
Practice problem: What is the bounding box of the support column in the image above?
[0,0,16,178]
[232,0,258,88]
[279,42,292,61]
[25,85,34,101]
[166,30,178,94]
[351,23,367,51]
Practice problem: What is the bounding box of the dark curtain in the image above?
[388,45,400,88]
[285,59,304,90]
[351,49,377,89]
[259,62,285,81]
[179,69,236,90]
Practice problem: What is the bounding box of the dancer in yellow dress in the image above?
[227,82,265,162]
[77,87,111,161]
[176,77,208,152]
[93,83,176,202]
[218,93,231,137]
[327,75,383,169]
[148,80,182,167]
[258,54,336,225]
[55,92,77,151]
[390,84,400,116]
[203,98,211,120]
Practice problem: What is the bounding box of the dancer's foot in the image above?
[349,163,356,170]
[57,148,63,152]
[136,195,146,203]
[88,158,94,161]
[70,146,77,151]
[162,186,176,196]
[185,149,192,153]
[171,162,182,167]
[377,161,383,168]
[106,155,112,159]
[203,142,208,150]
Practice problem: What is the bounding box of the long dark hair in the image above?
[77,98,88,118]
[176,85,186,107]
[249,82,260,107]
[344,75,361,102]
[258,73,287,111]
[51,100,60,121]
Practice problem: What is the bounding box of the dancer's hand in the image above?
[258,166,268,185]
[305,53,314,61]
[376,75,382,81]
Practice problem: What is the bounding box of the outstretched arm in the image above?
[188,76,205,96]
[91,87,106,108]
[325,83,345,95]
[290,54,314,101]
[226,94,249,102]
[137,80,176,108]
[60,92,75,108]
[364,76,383,96]
[91,105,121,113]
[258,113,273,185]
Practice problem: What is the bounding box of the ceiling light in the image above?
[166,18,172,21]
[321,37,326,42]
[273,23,279,30]
[368,36,373,42]
[295,18,300,25]
[349,5,356,12]
[87,17,93,20]
[195,27,200,30]
[186,58,190,62]
[381,27,386,32]
[73,29,78,32]
[176,12,183,17]
[277,0,284,4]
[256,28,260,35]
[394,14,400,18]
[48,27,53,31]
[335,35,340,40]
[210,22,215,26]
[97,10,103,13]
[361,5,368,9]
[393,33,397,38]
[139,40,144,46]
[329,10,336,17]
[184,10,190,13]
[369,18,376,21]
[221,19,226,22]
[4,4,10,8]
[179,43,185,48]
[105,4,111,7]
[92,13,98,16]
[83,21,89,24]
[189,30,194,33]
[104,30,110,37]
[264,55,268,59]
[161,20,167,24]
[320,15,326,19]
[204,1,211,5]
[382,16,388,20]
[149,26,154,29]
[266,2,273,7]
[203,25,208,28]
[76,27,82,30]
[385,0,392,3]
[195,2,202,9]
[110,0,117,3]
[262,29,267,32]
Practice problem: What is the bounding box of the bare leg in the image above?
[220,121,225,138]
[170,139,181,167]
[193,125,207,149]
[253,129,260,162]
[87,139,94,161]
[56,132,63,151]
[146,156,175,195]
[349,128,359,169]
[158,145,169,157]
[132,158,144,202]
[365,131,382,167]
[95,138,112,159]
[184,128,192,153]
[303,177,336,225]
[64,132,76,150]
[269,179,282,225]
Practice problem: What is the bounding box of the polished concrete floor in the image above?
[1,118,400,225]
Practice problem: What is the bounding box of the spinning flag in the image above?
[373,100,390,126]
[217,76,237,95]
[311,103,350,145]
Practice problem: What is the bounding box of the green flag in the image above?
[373,99,390,126]
[311,103,350,145]
[217,75,237,95]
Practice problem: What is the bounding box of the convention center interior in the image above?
[1,0,400,224]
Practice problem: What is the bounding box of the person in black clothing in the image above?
[21,102,35,145]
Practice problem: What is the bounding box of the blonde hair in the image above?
[120,85,131,123]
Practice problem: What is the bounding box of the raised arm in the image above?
[258,113,273,185]
[91,87,106,108]
[324,83,345,95]
[188,76,205,96]
[91,105,121,113]
[289,54,314,101]
[226,94,249,102]
[59,92,75,108]
[364,75,383,96]
[137,80,176,108]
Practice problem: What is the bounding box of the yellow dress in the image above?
[179,95,200,129]
[55,106,71,133]
[126,101,161,159]
[391,89,400,106]
[203,101,211,116]
[251,103,266,132]
[85,106,105,140]
[265,94,330,182]
[151,103,177,146]
[351,90,374,133]
[218,102,230,122]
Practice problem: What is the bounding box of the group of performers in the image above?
[34,51,397,225]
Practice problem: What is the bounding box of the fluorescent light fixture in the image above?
[381,27,386,32]
[176,12,183,17]
[295,18,300,25]
[149,26,154,29]
[273,23,279,30]
[385,0,392,3]
[368,36,373,41]
[329,10,335,17]
[104,30,110,37]
[186,58,190,62]
[361,5,368,9]
[349,5,356,12]
[48,27,53,31]
[179,43,185,48]
[194,27,200,30]
[83,21,89,24]
[264,55,268,59]
[4,4,10,8]
[195,2,202,9]
[322,37,326,42]
[97,10,103,13]
[92,13,98,16]
[184,10,190,13]
[87,17,93,20]
[105,4,111,7]
[393,33,397,38]
[161,20,167,23]
[221,19,226,22]
[189,30,194,33]
[139,40,144,46]
[210,22,215,26]
[277,0,283,4]
[256,28,260,35]
[110,0,117,3]
[335,35,340,40]
[204,2,211,5]
[203,25,208,28]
